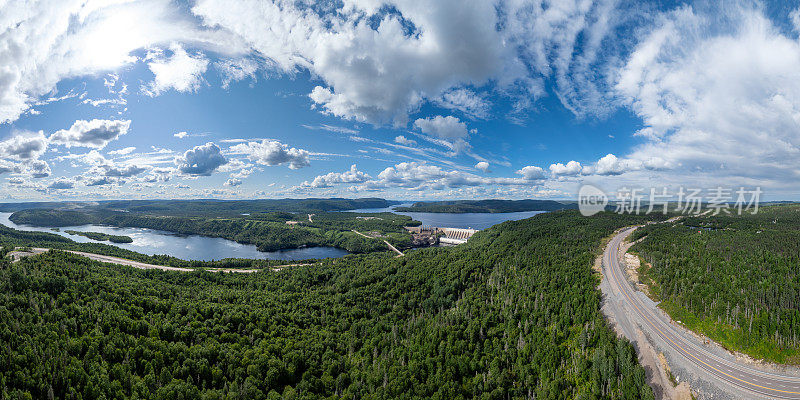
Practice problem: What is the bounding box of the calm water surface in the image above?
[0,212,350,261]
[347,204,547,230]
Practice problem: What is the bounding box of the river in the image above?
[347,203,547,230]
[0,212,351,261]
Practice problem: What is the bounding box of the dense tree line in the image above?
[0,198,394,216]
[632,205,800,363]
[0,210,661,399]
[64,230,133,243]
[395,200,577,213]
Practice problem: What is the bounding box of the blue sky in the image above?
[1,0,800,201]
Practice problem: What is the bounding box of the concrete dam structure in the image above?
[405,226,479,245]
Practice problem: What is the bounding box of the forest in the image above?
[394,199,577,213]
[0,198,395,216]
[0,210,662,399]
[64,230,133,243]
[9,209,419,254]
[632,204,800,364]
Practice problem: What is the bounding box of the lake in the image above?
[347,204,547,230]
[0,212,351,261]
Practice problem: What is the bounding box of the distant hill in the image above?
[394,199,578,213]
[1,198,395,217]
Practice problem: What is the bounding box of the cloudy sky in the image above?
[1,0,800,201]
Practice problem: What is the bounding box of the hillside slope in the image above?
[0,211,658,399]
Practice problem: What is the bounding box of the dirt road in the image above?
[8,247,261,273]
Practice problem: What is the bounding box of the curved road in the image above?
[603,227,800,399]
[9,247,262,273]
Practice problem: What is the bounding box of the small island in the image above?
[64,230,134,243]
[395,199,577,213]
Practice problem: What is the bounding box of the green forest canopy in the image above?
[0,210,662,399]
[632,204,800,364]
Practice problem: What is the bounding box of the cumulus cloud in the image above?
[516,165,546,180]
[549,160,582,177]
[224,177,242,187]
[25,160,52,178]
[413,115,469,140]
[192,0,517,125]
[229,139,310,169]
[175,142,228,176]
[174,131,189,139]
[354,161,540,192]
[0,159,17,174]
[300,164,369,189]
[475,161,490,172]
[50,119,131,149]
[48,178,75,190]
[0,1,246,123]
[143,44,210,96]
[142,167,175,183]
[85,176,115,186]
[0,131,48,160]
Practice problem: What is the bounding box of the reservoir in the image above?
[347,204,547,230]
[0,212,351,261]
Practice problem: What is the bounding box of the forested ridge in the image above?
[0,198,394,216]
[64,230,133,243]
[10,210,419,254]
[632,204,800,363]
[1,211,660,399]
[395,200,577,213]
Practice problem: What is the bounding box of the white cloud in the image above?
[354,161,540,192]
[175,142,228,176]
[143,43,209,96]
[48,178,75,190]
[0,160,15,174]
[141,167,175,183]
[437,88,490,119]
[549,160,582,177]
[192,0,517,125]
[0,131,48,160]
[25,160,51,178]
[229,139,310,169]
[394,135,417,146]
[501,0,623,116]
[300,164,369,188]
[475,161,490,172]
[109,146,136,155]
[614,6,800,187]
[516,165,546,180]
[50,119,131,149]
[215,57,259,89]
[0,0,246,123]
[174,131,189,139]
[413,115,469,140]
[302,124,360,135]
[224,177,243,187]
